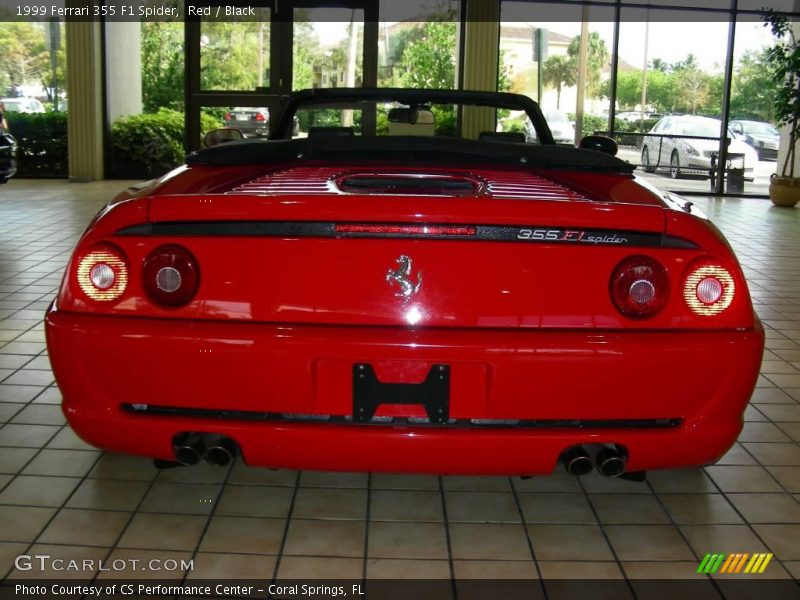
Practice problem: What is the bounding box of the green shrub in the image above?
[566,113,608,138]
[4,112,68,177]
[111,109,218,178]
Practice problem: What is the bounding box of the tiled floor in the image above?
[0,180,799,590]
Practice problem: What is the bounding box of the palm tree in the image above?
[543,55,576,109]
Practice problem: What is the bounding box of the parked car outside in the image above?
[729,119,779,161]
[0,97,45,114]
[223,107,269,137]
[641,115,759,179]
[542,110,576,145]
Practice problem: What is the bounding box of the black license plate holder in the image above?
[352,363,450,424]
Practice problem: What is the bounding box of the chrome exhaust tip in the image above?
[173,433,207,466]
[205,436,237,467]
[562,446,593,476]
[595,447,626,478]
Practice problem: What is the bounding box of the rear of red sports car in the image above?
[45,90,763,477]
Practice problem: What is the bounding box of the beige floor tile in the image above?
[705,465,784,492]
[22,449,100,478]
[298,471,367,488]
[0,474,80,507]
[660,493,743,525]
[199,515,284,555]
[778,422,800,442]
[186,552,276,580]
[445,491,520,523]
[539,561,623,579]
[648,468,718,494]
[370,489,443,522]
[292,487,367,520]
[441,476,511,492]
[605,525,694,561]
[753,524,800,560]
[39,508,130,546]
[228,463,298,486]
[757,404,800,422]
[453,559,538,579]
[726,493,800,523]
[517,492,596,524]
[713,443,759,466]
[370,473,440,490]
[117,513,207,551]
[156,461,230,484]
[368,521,448,559]
[0,385,44,403]
[580,471,652,493]
[526,524,613,561]
[7,544,108,580]
[783,560,800,579]
[0,505,56,542]
[681,524,769,555]
[0,541,29,579]
[739,422,793,442]
[66,478,150,511]
[450,523,531,560]
[89,453,158,481]
[368,557,451,578]
[10,405,65,426]
[0,403,23,423]
[97,548,193,580]
[589,493,670,524]
[283,519,365,557]
[744,405,769,422]
[46,427,95,450]
[139,482,221,515]
[512,472,582,493]
[0,447,37,474]
[622,561,709,579]
[215,484,294,518]
[767,466,800,493]
[277,556,363,580]
[0,424,60,448]
[743,443,800,466]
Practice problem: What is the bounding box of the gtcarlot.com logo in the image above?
[697,552,773,574]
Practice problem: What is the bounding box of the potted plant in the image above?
[764,10,800,207]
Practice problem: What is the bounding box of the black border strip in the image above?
[115,221,698,249]
[121,403,682,429]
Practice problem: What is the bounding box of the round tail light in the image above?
[610,255,669,318]
[683,261,735,316]
[76,243,129,301]
[143,245,200,307]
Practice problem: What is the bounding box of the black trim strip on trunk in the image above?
[121,403,682,429]
[116,221,698,249]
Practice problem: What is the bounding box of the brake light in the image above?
[143,245,200,307]
[255,112,266,122]
[683,261,735,316]
[76,243,129,301]
[335,224,476,236]
[610,256,669,318]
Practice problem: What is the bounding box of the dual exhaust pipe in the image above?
[563,445,627,478]
[174,433,238,467]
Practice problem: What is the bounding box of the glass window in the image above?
[200,9,271,91]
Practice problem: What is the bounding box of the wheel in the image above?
[669,150,682,179]
[641,146,656,173]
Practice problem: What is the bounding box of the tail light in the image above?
[255,112,266,122]
[143,245,200,307]
[683,260,735,316]
[224,112,232,121]
[76,243,129,302]
[610,256,669,318]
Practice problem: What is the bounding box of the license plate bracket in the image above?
[352,363,450,424]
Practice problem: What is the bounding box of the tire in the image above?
[641,146,656,173]
[669,151,682,179]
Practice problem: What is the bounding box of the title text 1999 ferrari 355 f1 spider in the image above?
[45,89,764,478]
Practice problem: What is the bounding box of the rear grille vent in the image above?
[483,172,588,201]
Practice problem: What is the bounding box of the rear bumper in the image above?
[45,308,764,475]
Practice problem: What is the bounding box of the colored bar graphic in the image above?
[701,553,773,574]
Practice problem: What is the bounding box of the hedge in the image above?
[4,112,68,177]
[111,109,219,178]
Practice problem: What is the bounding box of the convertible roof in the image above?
[188,136,634,174]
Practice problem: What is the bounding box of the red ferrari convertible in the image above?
[46,89,763,478]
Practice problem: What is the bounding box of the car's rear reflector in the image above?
[335,224,477,236]
[76,243,129,302]
[684,262,735,316]
[610,255,669,319]
[143,244,200,307]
